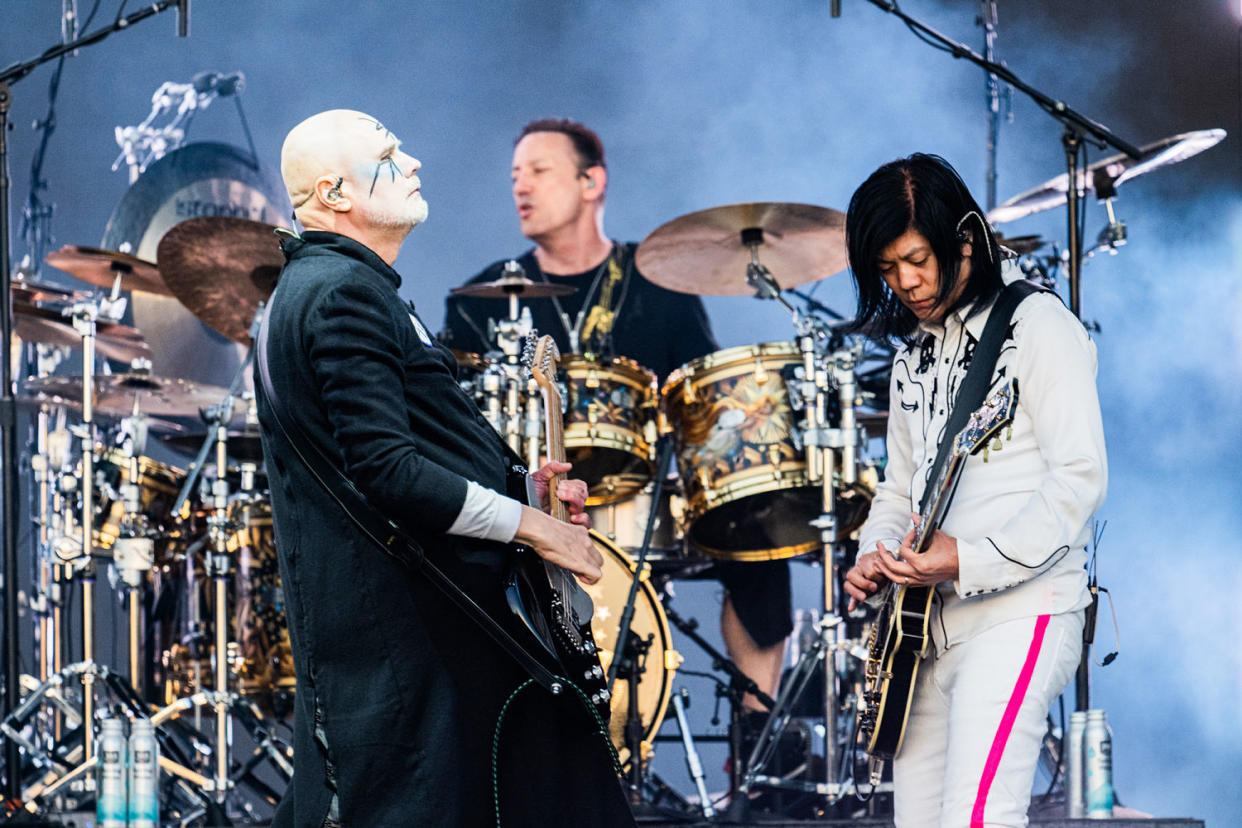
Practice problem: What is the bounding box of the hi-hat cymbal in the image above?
[44,246,170,296]
[157,217,285,344]
[14,301,151,363]
[635,202,848,296]
[21,373,241,419]
[988,129,1226,224]
[160,428,265,464]
[449,276,576,299]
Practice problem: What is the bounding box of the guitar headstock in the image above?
[528,334,560,394]
[954,378,1020,458]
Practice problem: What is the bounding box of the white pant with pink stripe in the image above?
[893,611,1084,828]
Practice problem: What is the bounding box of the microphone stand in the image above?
[861,0,1140,320]
[0,1,184,803]
[862,0,1139,716]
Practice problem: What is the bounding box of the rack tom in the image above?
[561,355,658,505]
[662,342,870,561]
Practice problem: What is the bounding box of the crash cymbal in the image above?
[156,217,285,344]
[14,301,151,363]
[988,129,1227,224]
[159,428,266,464]
[21,373,241,420]
[10,278,88,304]
[635,202,848,296]
[44,246,170,296]
[449,276,576,299]
[995,235,1048,256]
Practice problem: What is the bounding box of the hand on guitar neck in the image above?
[845,514,960,611]
[514,460,603,585]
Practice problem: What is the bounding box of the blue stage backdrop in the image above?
[2,1,1239,822]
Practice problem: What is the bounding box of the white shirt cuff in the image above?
[446,480,523,543]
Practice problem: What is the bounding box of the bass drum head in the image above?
[101,142,291,389]
[581,531,678,767]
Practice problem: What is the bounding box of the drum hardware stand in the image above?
[668,688,714,819]
[481,261,542,462]
[0,7,188,801]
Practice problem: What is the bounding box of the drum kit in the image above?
[450,200,893,817]
[4,218,292,821]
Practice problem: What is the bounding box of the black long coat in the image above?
[256,231,633,827]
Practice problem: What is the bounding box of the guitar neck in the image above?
[912,452,968,553]
[542,386,570,524]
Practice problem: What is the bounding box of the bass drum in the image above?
[581,531,680,766]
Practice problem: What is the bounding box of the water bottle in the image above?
[1084,708,1114,818]
[128,718,160,827]
[1066,710,1087,818]
[96,717,127,828]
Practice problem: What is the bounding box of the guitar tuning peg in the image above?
[1005,425,1013,441]
[982,447,990,463]
[991,436,1003,452]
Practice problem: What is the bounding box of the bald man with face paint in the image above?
[257,110,634,827]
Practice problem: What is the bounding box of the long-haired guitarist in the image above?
[842,154,1107,827]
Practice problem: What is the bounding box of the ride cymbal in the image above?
[157,217,285,344]
[988,129,1226,224]
[44,246,170,296]
[635,202,848,296]
[160,428,266,464]
[14,301,151,363]
[21,373,241,419]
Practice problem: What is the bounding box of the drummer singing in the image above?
[441,118,794,737]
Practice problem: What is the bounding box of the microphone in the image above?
[831,0,841,16]
[190,71,244,96]
[176,0,190,37]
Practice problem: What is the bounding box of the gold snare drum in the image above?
[561,355,658,505]
[582,531,679,765]
[93,446,185,552]
[662,342,870,561]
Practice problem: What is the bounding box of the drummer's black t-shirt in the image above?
[441,242,717,380]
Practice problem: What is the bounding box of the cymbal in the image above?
[11,278,88,304]
[988,129,1226,224]
[996,235,1048,256]
[14,301,151,363]
[449,276,576,299]
[157,217,285,344]
[635,202,848,296]
[160,428,265,464]
[21,373,241,419]
[44,246,170,296]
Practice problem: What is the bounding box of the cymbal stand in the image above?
[738,247,869,803]
[113,401,156,694]
[484,261,540,465]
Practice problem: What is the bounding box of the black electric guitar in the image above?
[859,378,1020,772]
[505,335,611,721]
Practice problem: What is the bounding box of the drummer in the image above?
[441,118,791,725]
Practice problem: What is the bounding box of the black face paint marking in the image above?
[368,156,403,197]
[357,116,393,138]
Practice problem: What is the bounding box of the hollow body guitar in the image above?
[504,335,612,723]
[859,379,1020,773]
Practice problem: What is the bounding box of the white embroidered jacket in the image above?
[857,264,1108,651]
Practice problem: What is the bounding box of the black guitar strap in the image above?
[254,291,562,696]
[919,279,1041,514]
